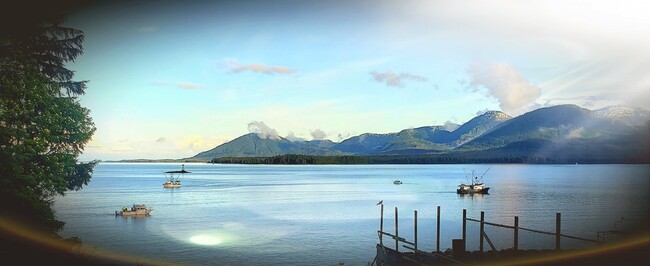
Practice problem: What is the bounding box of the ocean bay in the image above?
[54,163,650,265]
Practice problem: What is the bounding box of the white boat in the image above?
[163,164,190,188]
[457,169,490,194]
[115,204,152,216]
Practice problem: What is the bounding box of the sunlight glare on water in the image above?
[190,234,223,246]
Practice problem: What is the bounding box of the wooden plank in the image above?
[482,230,498,254]
[402,245,464,264]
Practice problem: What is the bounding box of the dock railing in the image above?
[377,204,461,264]
[376,204,611,264]
[462,209,601,253]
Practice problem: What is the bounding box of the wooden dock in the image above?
[371,204,642,265]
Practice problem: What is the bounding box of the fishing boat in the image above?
[457,169,490,194]
[163,164,190,188]
[393,180,403,185]
[115,204,152,216]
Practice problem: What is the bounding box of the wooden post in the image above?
[514,216,519,252]
[436,206,441,252]
[395,207,399,253]
[380,204,384,245]
[414,210,418,251]
[462,209,467,251]
[478,211,485,253]
[555,213,561,250]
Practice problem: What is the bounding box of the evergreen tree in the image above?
[0,1,96,238]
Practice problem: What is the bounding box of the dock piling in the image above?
[436,206,440,252]
[395,207,399,253]
[380,203,384,245]
[556,213,561,250]
[414,210,418,251]
[462,209,467,251]
[514,216,519,252]
[478,211,485,253]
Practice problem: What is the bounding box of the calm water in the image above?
[54,163,650,265]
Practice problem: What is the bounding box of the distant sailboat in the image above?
[163,164,190,188]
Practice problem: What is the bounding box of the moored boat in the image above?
[457,169,490,194]
[163,164,190,188]
[115,204,152,216]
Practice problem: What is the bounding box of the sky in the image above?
[64,0,650,161]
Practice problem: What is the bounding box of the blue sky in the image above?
[66,0,650,161]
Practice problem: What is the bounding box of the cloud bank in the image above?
[225,60,294,75]
[467,62,541,115]
[248,121,280,139]
[370,71,427,87]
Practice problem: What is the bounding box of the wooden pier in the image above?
[371,204,636,266]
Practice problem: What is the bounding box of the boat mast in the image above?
[478,168,490,183]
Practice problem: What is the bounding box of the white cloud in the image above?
[178,82,199,89]
[285,131,307,142]
[153,80,201,90]
[176,135,216,151]
[475,109,490,116]
[467,62,541,115]
[370,71,427,87]
[247,121,280,139]
[224,60,294,75]
[567,127,585,139]
[310,129,327,140]
[443,121,459,132]
[336,133,351,142]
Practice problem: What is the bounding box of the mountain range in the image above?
[190,105,650,162]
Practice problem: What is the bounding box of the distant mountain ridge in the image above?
[190,105,649,162]
[594,105,650,126]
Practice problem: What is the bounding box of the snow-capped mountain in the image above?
[594,105,650,126]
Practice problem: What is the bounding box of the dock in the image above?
[370,204,644,265]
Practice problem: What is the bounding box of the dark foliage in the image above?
[0,0,97,261]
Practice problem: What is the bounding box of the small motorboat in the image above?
[115,204,152,216]
[457,169,490,194]
[163,164,190,188]
[393,180,403,185]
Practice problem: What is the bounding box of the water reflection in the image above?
[457,193,488,200]
[115,215,151,220]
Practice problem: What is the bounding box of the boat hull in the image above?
[115,210,151,216]
[457,187,490,194]
[115,204,152,216]
[163,181,181,188]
